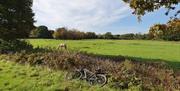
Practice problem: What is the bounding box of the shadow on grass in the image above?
[11,47,180,70]
[125,56,180,70]
[80,52,180,70]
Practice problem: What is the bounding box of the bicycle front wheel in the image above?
[65,70,82,80]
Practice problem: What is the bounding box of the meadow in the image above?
[0,60,142,91]
[28,39,180,67]
[0,39,180,91]
[1,0,179,90]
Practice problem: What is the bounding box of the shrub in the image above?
[30,26,53,38]
[0,50,179,91]
[0,39,33,53]
[163,32,180,41]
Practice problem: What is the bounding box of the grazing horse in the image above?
[58,43,67,50]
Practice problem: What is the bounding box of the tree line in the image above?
[30,18,179,41]
[30,26,97,39]
[29,26,149,40]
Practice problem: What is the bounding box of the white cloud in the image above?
[32,0,130,32]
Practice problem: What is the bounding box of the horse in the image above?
[58,43,67,50]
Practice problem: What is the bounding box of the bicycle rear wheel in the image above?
[88,75,97,85]
[88,74,107,87]
[96,74,107,87]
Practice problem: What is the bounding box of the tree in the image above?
[167,18,180,33]
[53,27,68,39]
[30,26,52,38]
[0,0,34,53]
[119,33,135,40]
[113,34,120,39]
[104,32,113,39]
[148,18,180,41]
[48,30,55,38]
[123,0,180,20]
[53,28,90,40]
[86,32,97,39]
[149,24,167,39]
[0,0,34,40]
[134,33,149,40]
[166,18,180,41]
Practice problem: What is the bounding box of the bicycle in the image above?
[65,68,108,87]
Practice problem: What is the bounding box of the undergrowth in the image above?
[0,50,179,91]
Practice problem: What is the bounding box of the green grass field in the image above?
[0,39,179,91]
[28,39,180,63]
[0,60,127,91]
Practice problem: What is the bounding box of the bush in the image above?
[148,18,180,41]
[30,26,53,38]
[0,39,33,53]
[163,33,180,41]
[0,50,179,90]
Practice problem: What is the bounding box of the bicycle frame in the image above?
[80,69,95,80]
[67,68,108,87]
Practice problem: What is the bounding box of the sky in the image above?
[32,0,180,34]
